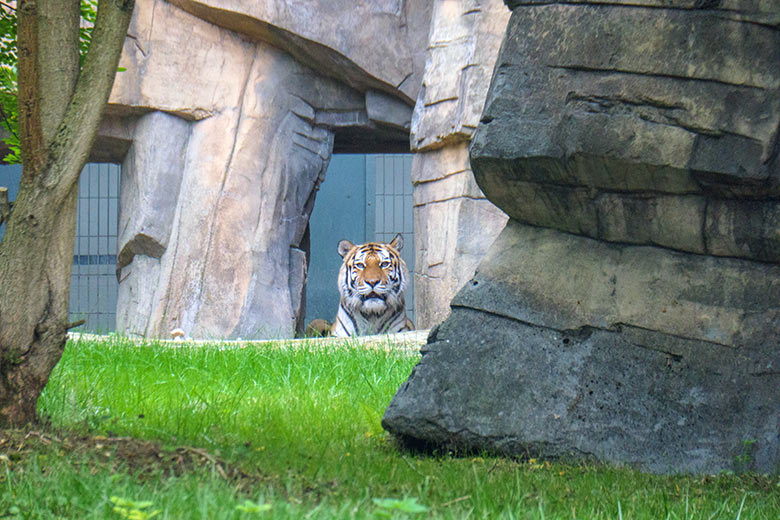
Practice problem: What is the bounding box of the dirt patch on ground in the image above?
[0,429,261,487]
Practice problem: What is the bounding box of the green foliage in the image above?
[80,0,98,65]
[0,2,19,164]
[110,496,159,520]
[734,438,758,473]
[0,0,98,164]
[235,500,272,514]
[373,497,429,517]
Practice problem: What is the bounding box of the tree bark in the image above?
[0,0,134,426]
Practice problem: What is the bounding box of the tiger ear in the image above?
[389,233,404,252]
[337,239,354,258]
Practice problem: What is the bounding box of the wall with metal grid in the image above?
[368,154,415,323]
[69,163,120,332]
[2,154,414,335]
[0,163,120,332]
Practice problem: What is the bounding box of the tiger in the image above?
[331,233,414,337]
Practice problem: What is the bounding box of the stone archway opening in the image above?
[5,0,513,341]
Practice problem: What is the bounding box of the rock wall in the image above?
[384,1,780,473]
[95,0,512,337]
[105,0,429,338]
[411,0,509,328]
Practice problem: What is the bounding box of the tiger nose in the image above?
[364,277,380,288]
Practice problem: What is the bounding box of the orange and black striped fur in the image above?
[332,234,414,337]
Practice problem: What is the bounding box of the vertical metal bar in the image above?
[384,155,393,244]
[73,171,80,327]
[365,154,376,244]
[78,168,86,326]
[375,154,383,242]
[394,155,403,237]
[97,164,102,332]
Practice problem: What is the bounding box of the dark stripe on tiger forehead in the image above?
[353,243,395,263]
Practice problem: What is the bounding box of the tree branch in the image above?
[16,0,47,179]
[0,1,16,12]
[45,0,134,199]
[37,0,80,147]
[66,318,86,330]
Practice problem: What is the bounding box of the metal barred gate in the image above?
[69,163,121,332]
[369,154,415,324]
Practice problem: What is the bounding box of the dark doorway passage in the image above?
[305,154,415,327]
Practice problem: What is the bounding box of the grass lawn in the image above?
[0,335,777,519]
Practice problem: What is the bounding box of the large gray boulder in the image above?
[383,1,780,473]
[385,221,780,473]
[471,1,780,257]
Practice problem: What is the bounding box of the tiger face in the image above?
[333,234,412,337]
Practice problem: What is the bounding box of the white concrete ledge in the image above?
[67,329,429,354]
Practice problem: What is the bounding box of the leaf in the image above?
[372,497,430,515]
[235,500,272,513]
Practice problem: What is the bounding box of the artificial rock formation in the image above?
[384,1,780,473]
[410,0,510,328]
[95,0,513,338]
[100,0,431,338]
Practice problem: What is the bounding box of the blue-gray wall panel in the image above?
[306,155,367,324]
[0,164,22,240]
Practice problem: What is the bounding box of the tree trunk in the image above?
[0,0,134,426]
[0,179,79,424]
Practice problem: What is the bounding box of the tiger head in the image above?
[337,234,408,317]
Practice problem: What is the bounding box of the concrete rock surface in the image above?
[384,0,780,473]
[471,0,780,261]
[98,0,521,338]
[410,0,511,328]
[383,301,780,474]
[412,144,508,328]
[384,221,780,473]
[101,0,510,337]
[106,0,432,338]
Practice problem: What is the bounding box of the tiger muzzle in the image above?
[362,291,386,301]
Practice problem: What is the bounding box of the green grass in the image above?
[0,336,776,519]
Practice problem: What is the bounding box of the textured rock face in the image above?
[384,1,780,473]
[106,0,511,336]
[410,0,510,151]
[166,0,429,104]
[109,0,427,338]
[411,0,510,328]
[471,1,780,256]
[412,144,508,327]
[385,260,780,473]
